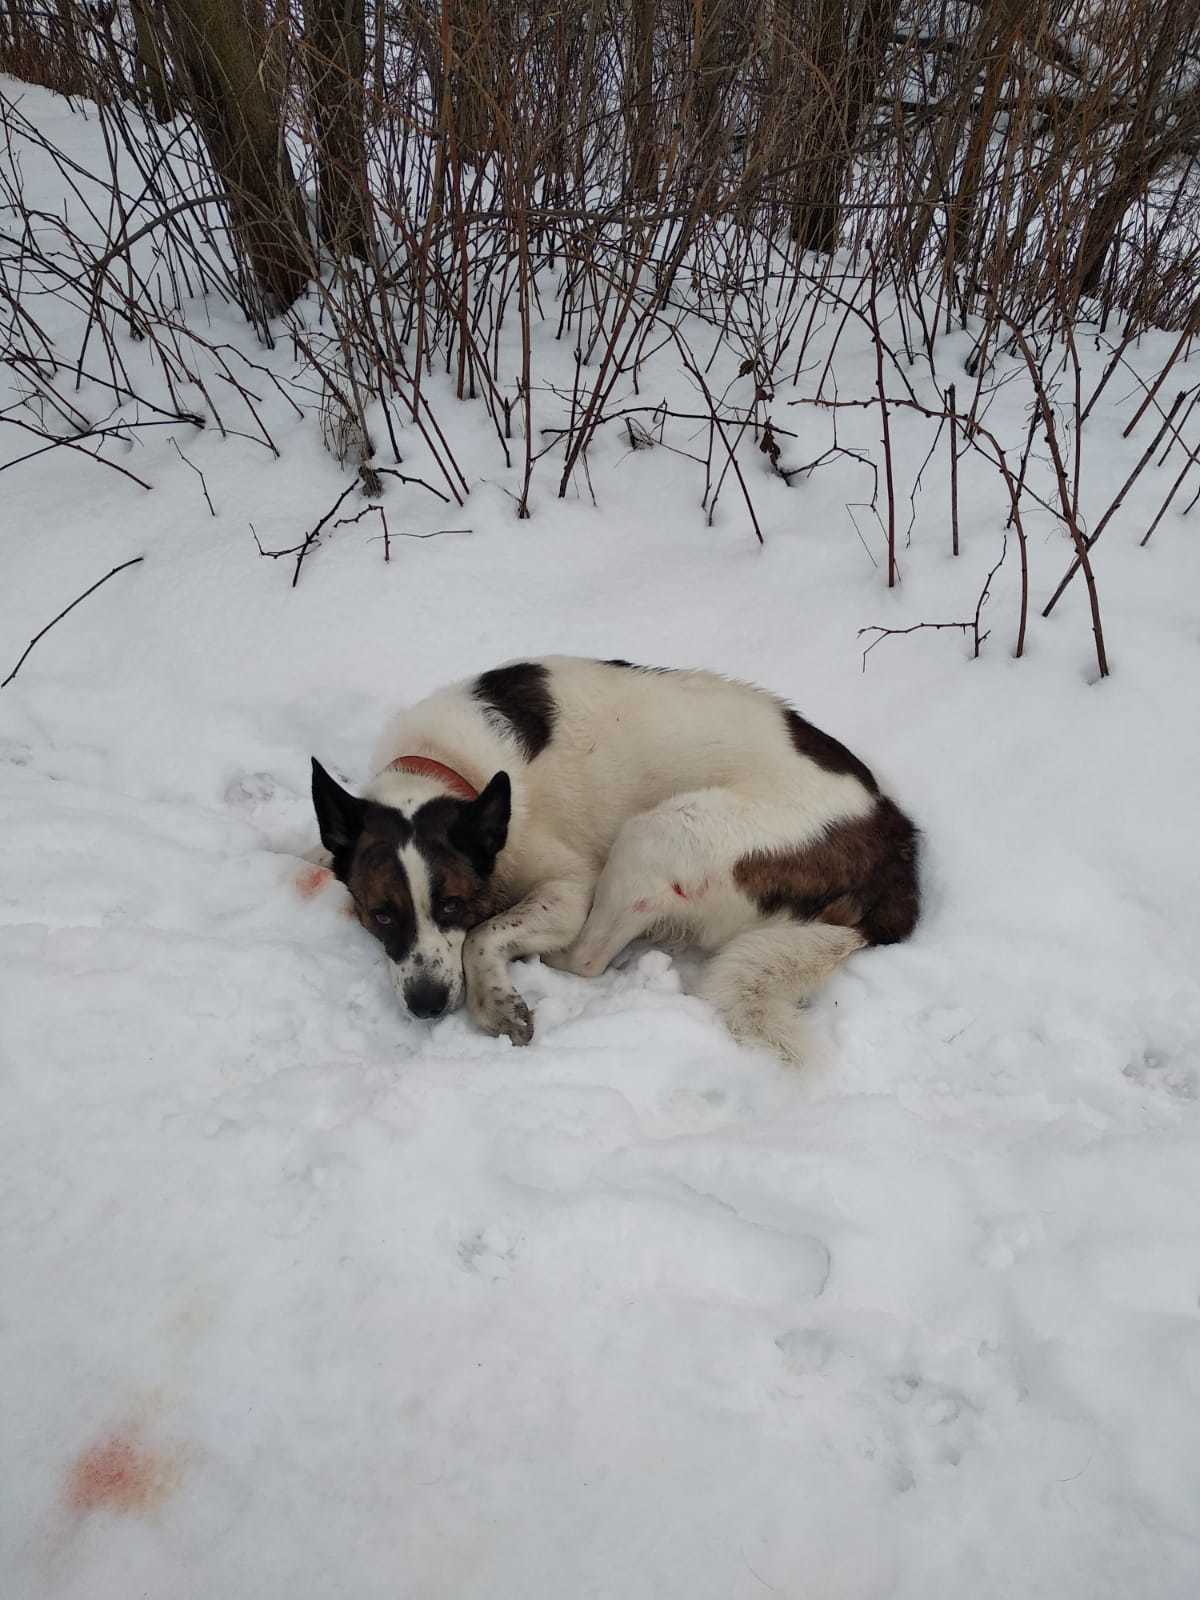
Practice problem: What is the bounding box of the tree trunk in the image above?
[2,0,25,55]
[447,0,500,168]
[691,0,735,210]
[938,0,1023,289]
[902,0,1018,276]
[627,0,656,198]
[161,0,313,314]
[737,0,796,225]
[304,0,371,258]
[572,0,600,191]
[52,0,79,61]
[789,0,847,252]
[789,0,899,254]
[1072,17,1193,299]
[130,0,174,123]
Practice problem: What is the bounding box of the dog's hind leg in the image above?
[698,922,864,1064]
[555,791,739,980]
[555,873,663,981]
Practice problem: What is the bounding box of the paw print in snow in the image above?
[457,1225,521,1281]
[884,1372,977,1476]
[224,771,282,814]
[1123,1048,1196,1101]
[0,739,32,767]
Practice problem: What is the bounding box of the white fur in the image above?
[362,657,878,1059]
[392,840,466,1012]
[697,923,866,1064]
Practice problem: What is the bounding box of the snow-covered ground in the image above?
[3,80,1200,1599]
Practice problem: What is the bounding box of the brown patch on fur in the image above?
[781,705,879,794]
[347,836,407,910]
[734,797,919,947]
[295,864,332,898]
[346,824,418,958]
[414,839,498,931]
[438,865,479,902]
[473,662,556,760]
[67,1429,180,1515]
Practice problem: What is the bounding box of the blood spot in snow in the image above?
[295,864,332,898]
[671,881,688,900]
[66,1430,180,1515]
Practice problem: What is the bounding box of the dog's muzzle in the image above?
[403,975,450,1019]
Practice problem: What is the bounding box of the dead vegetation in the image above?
[2,0,1200,676]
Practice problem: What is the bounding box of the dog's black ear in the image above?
[311,758,366,855]
[450,771,511,874]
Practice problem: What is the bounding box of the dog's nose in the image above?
[404,976,449,1019]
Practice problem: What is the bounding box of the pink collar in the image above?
[385,754,478,801]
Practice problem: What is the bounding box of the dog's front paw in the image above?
[470,985,535,1046]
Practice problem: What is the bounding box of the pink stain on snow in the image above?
[66,1429,180,1515]
[295,864,332,899]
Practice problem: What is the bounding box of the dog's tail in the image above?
[698,922,864,1064]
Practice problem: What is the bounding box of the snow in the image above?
[3,79,1200,1599]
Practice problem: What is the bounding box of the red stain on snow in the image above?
[66,1430,180,1515]
[671,881,689,900]
[295,864,332,898]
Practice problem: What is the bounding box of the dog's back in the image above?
[376,656,878,851]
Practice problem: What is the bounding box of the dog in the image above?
[310,657,919,1062]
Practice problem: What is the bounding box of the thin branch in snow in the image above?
[2,557,145,690]
[170,438,215,516]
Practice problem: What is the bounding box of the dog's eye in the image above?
[437,897,464,920]
[373,910,393,927]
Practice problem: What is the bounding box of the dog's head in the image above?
[311,758,510,1020]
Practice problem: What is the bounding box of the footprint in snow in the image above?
[0,738,32,767]
[224,770,283,815]
[878,1372,978,1485]
[457,1225,521,1280]
[1123,1047,1196,1101]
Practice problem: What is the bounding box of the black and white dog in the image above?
[311,657,918,1062]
